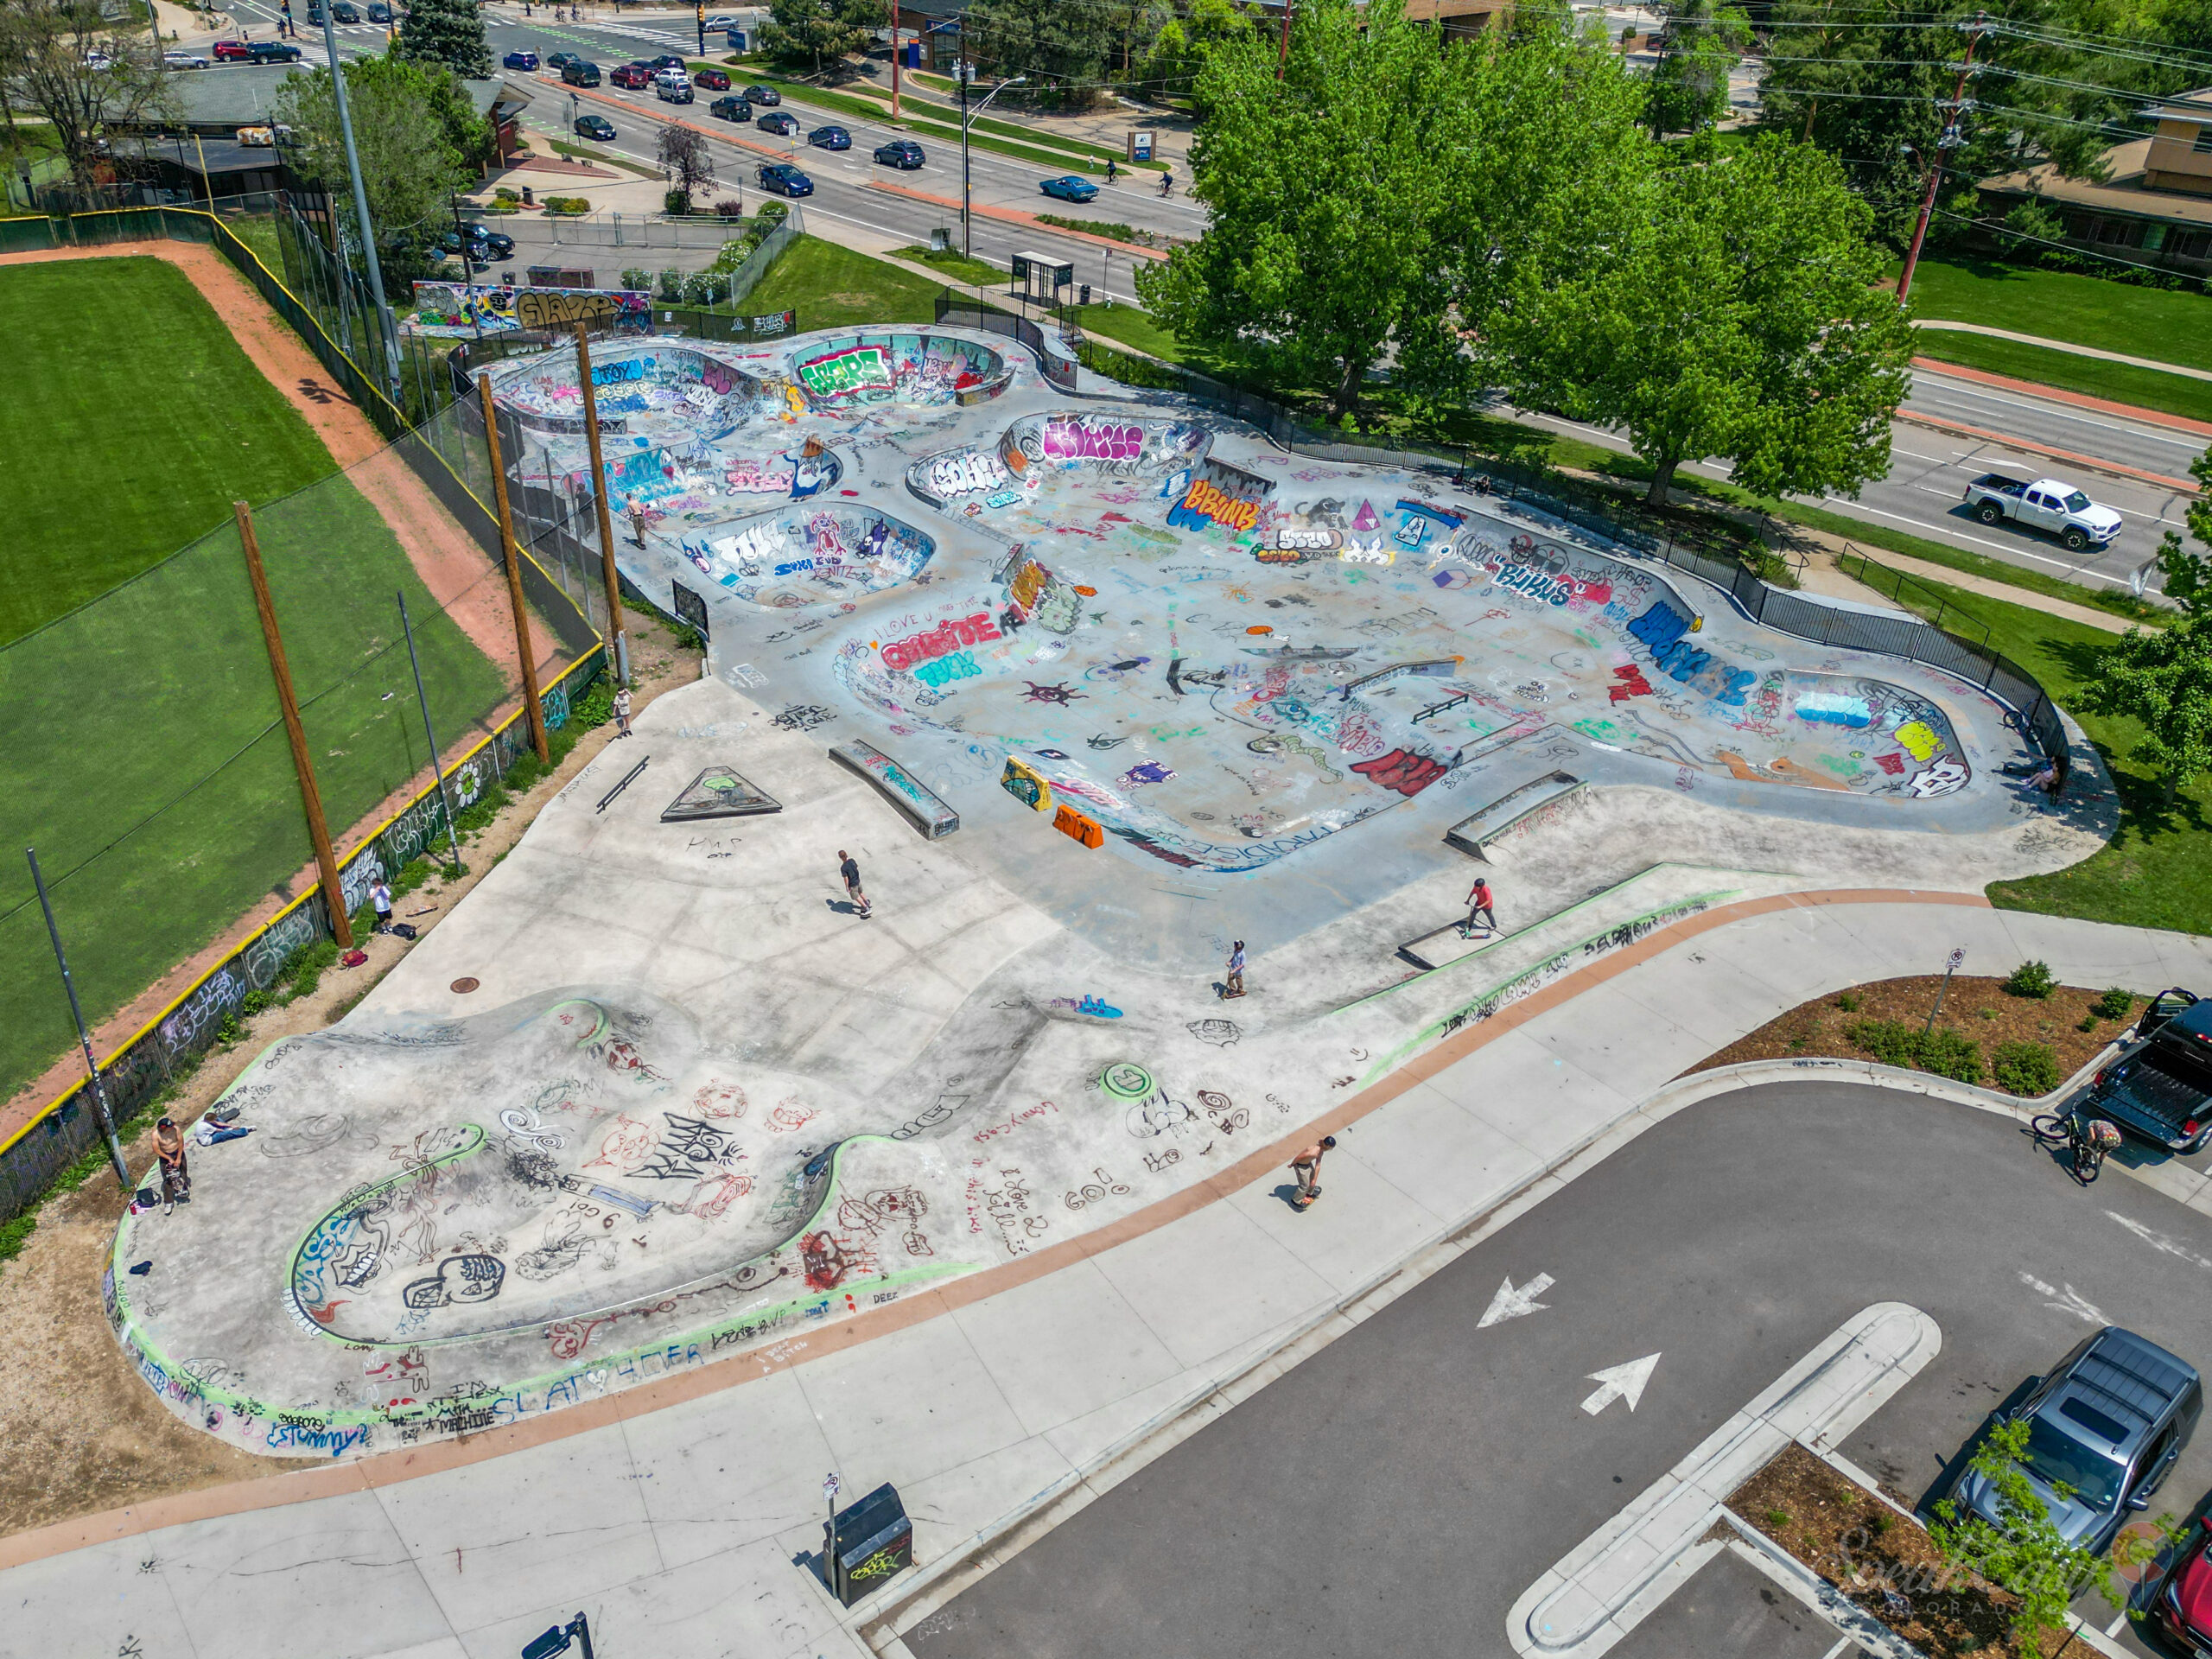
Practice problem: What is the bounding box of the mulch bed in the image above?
[1687,975,2133,1093]
[1728,1442,2066,1657]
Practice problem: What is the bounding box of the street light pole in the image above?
[318,4,404,407]
[961,73,1024,257]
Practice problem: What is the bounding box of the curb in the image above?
[1910,357,2212,440]
[1894,408,2201,493]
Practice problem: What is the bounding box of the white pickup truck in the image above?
[1961,473,2123,552]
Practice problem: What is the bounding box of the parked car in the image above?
[694,67,730,89]
[164,48,210,67]
[366,2,392,20]
[653,69,694,102]
[247,39,302,60]
[757,162,813,197]
[561,59,601,86]
[610,61,651,88]
[573,112,617,140]
[808,124,849,150]
[212,37,253,59]
[742,83,780,105]
[2153,1516,2212,1653]
[2081,988,2212,1153]
[757,111,798,136]
[1961,473,2124,552]
[330,1,361,21]
[1949,1326,2202,1555]
[709,94,752,123]
[503,48,538,70]
[442,224,517,261]
[304,3,324,23]
[873,138,925,168]
[650,54,685,70]
[1039,173,1098,203]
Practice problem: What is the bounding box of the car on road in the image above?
[694,67,730,89]
[1039,173,1098,203]
[547,50,578,70]
[2082,988,2212,1153]
[610,62,651,89]
[1961,473,2124,552]
[703,11,737,25]
[653,69,694,102]
[212,37,253,59]
[650,54,685,70]
[246,39,302,60]
[708,94,752,123]
[561,59,601,86]
[304,3,324,22]
[1949,1326,2202,1555]
[807,124,849,150]
[503,48,538,70]
[366,0,391,17]
[442,224,517,262]
[757,111,798,136]
[331,1,361,20]
[573,113,616,140]
[873,138,925,168]
[164,48,210,67]
[742,83,780,105]
[757,162,813,197]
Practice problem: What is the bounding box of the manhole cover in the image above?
[450,977,480,994]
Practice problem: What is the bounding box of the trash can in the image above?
[522,185,534,207]
[823,1483,912,1606]
[1079,283,1090,305]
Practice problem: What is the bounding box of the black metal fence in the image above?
[933,293,1081,392]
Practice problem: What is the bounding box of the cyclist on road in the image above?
[1105,156,1117,184]
[1158,166,1173,197]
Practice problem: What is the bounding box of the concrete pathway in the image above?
[10,896,2209,1656]
[1915,318,2212,385]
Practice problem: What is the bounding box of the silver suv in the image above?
[1951,1326,2202,1552]
[652,68,694,103]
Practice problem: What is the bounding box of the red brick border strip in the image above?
[0,886,1989,1569]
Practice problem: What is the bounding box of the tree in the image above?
[394,0,489,80]
[2086,447,2212,804]
[1136,0,1259,105]
[1929,1417,2120,1652]
[1488,136,1914,505]
[273,54,487,279]
[0,0,173,197]
[657,125,715,214]
[1643,0,1751,138]
[964,0,1120,103]
[1103,0,1173,80]
[761,0,886,77]
[1138,0,1468,418]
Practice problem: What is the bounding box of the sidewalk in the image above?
[10,896,2209,1656]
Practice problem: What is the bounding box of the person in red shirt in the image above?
[1462,874,1497,939]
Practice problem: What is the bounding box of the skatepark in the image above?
[103,327,2109,1460]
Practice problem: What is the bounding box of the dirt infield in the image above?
[0,243,579,1145]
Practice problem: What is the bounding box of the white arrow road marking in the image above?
[2018,1272,2107,1325]
[1580,1354,1661,1416]
[1478,1272,1555,1328]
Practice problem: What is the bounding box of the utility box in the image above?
[824,1483,913,1605]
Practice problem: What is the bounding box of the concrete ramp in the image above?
[1446,771,1585,861]
[831,741,960,838]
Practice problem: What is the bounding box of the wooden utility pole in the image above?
[1278,0,1292,77]
[571,322,630,686]
[1897,12,1986,306]
[480,372,550,763]
[237,500,353,949]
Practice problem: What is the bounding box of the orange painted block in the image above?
[1053,805,1103,849]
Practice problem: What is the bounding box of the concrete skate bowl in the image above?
[824,493,1982,874]
[108,988,970,1455]
[904,411,1212,512]
[492,342,777,436]
[788,332,1011,410]
[674,502,936,608]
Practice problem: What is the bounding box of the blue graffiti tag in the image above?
[1625,601,1755,706]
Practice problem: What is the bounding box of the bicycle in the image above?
[2029,1109,2120,1185]
[1158,172,1173,199]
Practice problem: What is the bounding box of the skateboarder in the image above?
[1289,1135,1336,1208]
[1224,940,1245,999]
[156,1116,191,1214]
[1462,874,1497,938]
[838,849,871,918]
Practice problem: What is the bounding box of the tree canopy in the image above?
[393,0,488,79]
[964,0,1121,103]
[1644,0,1751,138]
[2088,448,2212,803]
[0,0,173,195]
[762,0,887,77]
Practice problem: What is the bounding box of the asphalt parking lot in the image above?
[905,1081,2212,1659]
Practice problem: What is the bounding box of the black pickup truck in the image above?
[2085,989,2212,1153]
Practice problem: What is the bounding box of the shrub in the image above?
[1992,1041,2063,1097]
[709,196,743,219]
[664,188,692,217]
[285,938,342,1002]
[684,269,729,307]
[1835,992,1860,1013]
[620,266,652,291]
[573,677,616,729]
[1921,1028,1986,1084]
[0,1213,35,1264]
[2003,960,2056,1000]
[391,855,435,898]
[657,268,685,302]
[1844,1018,1984,1084]
[2094,987,2135,1020]
[494,186,518,203]
[1844,1017,1920,1067]
[757,200,788,225]
[542,195,590,215]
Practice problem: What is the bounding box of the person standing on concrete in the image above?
[155,1116,190,1214]
[613,683,632,738]
[1288,1135,1336,1208]
[838,849,871,918]
[1462,874,1497,939]
[370,877,394,933]
[1224,940,1246,999]
[627,497,649,548]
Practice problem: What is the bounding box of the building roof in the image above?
[1984,138,2212,228]
[2148,86,2212,127]
[140,64,531,132]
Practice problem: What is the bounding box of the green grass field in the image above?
[746,234,944,329]
[1909,328,2212,426]
[0,257,509,1108]
[1906,257,2212,372]
[0,258,340,645]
